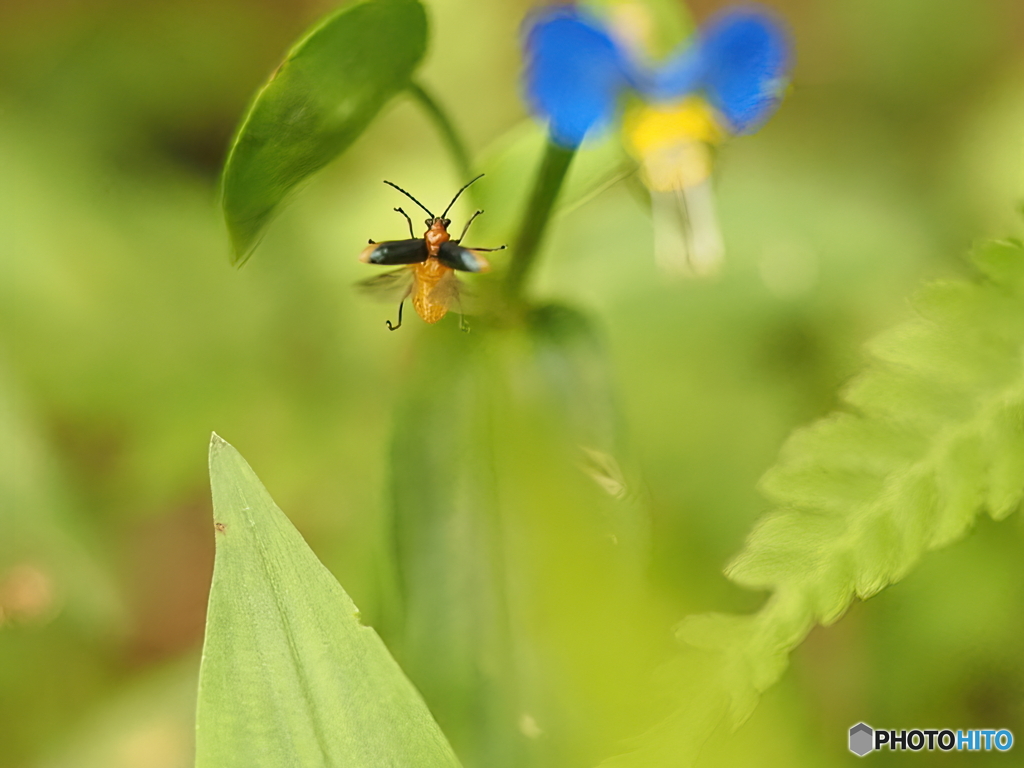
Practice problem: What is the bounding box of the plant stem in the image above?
[503,140,577,302]
[407,80,474,182]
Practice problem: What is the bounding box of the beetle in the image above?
[358,174,506,330]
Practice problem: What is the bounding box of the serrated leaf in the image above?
[729,246,1024,623]
[602,240,1024,767]
[221,0,428,263]
[195,435,461,768]
[724,241,1024,696]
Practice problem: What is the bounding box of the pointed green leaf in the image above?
[222,0,428,263]
[196,435,461,768]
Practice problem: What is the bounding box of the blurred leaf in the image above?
[221,0,428,263]
[527,304,649,557]
[388,319,657,768]
[471,120,635,245]
[0,365,121,629]
[583,0,695,57]
[527,303,619,451]
[603,240,1024,765]
[0,365,124,767]
[195,435,460,768]
[34,661,197,768]
[387,329,525,768]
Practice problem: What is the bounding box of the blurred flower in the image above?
[624,97,727,274]
[522,3,791,274]
[647,7,791,135]
[523,6,638,148]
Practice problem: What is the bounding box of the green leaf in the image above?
[387,322,653,767]
[602,240,1024,766]
[195,435,461,768]
[386,330,526,768]
[526,303,620,452]
[221,0,428,263]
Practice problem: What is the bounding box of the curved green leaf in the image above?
[196,435,461,768]
[222,0,428,263]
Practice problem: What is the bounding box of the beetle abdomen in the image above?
[412,258,456,324]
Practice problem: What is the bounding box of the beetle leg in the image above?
[456,294,471,333]
[462,244,507,252]
[394,208,416,238]
[386,299,405,331]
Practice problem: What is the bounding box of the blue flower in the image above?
[523,7,636,148]
[522,4,791,147]
[653,7,791,134]
[522,3,791,277]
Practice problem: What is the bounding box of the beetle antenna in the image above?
[383,181,434,218]
[442,174,485,218]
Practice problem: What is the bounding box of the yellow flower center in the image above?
[625,98,724,190]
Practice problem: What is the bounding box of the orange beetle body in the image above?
[415,220,455,324]
[358,176,506,330]
[413,268,455,326]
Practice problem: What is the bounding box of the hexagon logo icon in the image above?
[849,723,874,756]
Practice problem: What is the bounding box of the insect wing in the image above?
[359,238,428,265]
[427,269,462,312]
[437,241,491,273]
[355,267,415,304]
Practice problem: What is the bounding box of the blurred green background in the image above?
[2,0,1024,766]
